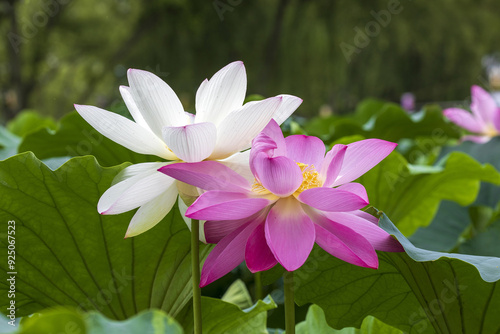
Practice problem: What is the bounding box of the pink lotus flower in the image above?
[444,85,500,143]
[159,120,404,287]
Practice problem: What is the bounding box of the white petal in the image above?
[74,104,176,160]
[184,112,195,124]
[272,94,303,125]
[209,96,283,160]
[162,122,217,162]
[119,85,150,129]
[127,69,186,137]
[195,61,247,126]
[195,78,209,117]
[125,183,178,238]
[178,197,207,243]
[98,170,175,215]
[217,150,254,183]
[111,162,169,186]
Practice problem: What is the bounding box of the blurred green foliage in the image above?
[1,0,500,122]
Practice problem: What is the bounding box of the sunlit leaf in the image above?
[177,296,276,334]
[296,304,403,334]
[7,111,57,138]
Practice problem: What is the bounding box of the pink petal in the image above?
[186,191,271,221]
[471,85,497,125]
[158,161,250,192]
[200,220,258,287]
[162,122,217,162]
[461,135,491,143]
[204,210,266,243]
[259,119,287,156]
[245,223,278,273]
[443,108,484,133]
[250,120,286,167]
[217,150,254,184]
[323,212,404,252]
[335,183,369,203]
[298,187,368,212]
[333,139,397,186]
[494,108,500,132]
[249,121,287,177]
[265,197,315,271]
[351,210,379,224]
[285,135,326,167]
[314,223,378,269]
[252,153,302,197]
[320,144,347,187]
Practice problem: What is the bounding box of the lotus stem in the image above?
[284,270,295,334]
[191,219,202,334]
[255,271,264,301]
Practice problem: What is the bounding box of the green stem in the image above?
[191,219,202,334]
[283,271,295,334]
[255,271,263,301]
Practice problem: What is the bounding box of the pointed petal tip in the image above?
[124,229,134,239]
[471,84,486,95]
[282,263,303,272]
[124,230,139,239]
[126,68,154,78]
[224,60,245,69]
[280,94,303,103]
[199,272,212,287]
[184,207,194,218]
[98,207,109,215]
[363,263,379,270]
[247,267,258,274]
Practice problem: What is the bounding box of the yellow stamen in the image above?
[252,180,271,194]
[294,163,321,194]
[484,123,499,137]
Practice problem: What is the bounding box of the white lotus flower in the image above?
[75,61,302,238]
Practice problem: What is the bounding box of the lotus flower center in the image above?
[251,162,321,195]
[485,123,499,137]
[251,180,270,194]
[295,162,321,194]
